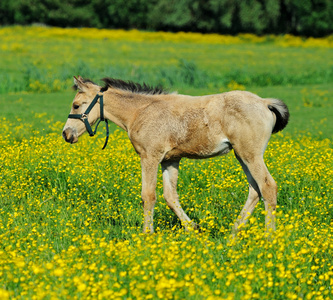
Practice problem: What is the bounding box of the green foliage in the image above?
[282,0,333,36]
[103,0,153,29]
[2,59,333,95]
[1,0,333,36]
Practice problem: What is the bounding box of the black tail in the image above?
[267,98,290,133]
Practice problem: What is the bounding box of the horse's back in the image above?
[167,91,276,159]
[131,90,276,161]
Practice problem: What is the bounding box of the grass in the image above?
[1,26,333,94]
[0,26,333,299]
[1,121,332,299]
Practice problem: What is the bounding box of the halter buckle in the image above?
[81,113,88,120]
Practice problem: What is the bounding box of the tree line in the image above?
[1,0,332,37]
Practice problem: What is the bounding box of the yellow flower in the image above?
[77,283,87,292]
[53,268,64,277]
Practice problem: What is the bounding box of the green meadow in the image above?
[0,26,332,299]
[1,27,332,138]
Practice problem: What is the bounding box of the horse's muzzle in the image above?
[62,128,78,144]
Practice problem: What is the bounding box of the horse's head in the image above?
[62,76,101,144]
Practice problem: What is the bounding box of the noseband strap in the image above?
[68,91,109,150]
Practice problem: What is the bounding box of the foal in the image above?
[63,76,289,234]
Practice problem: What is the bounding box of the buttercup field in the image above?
[0,26,333,299]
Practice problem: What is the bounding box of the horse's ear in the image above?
[73,76,88,92]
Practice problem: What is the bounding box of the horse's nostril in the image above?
[68,135,74,144]
[62,129,77,144]
[62,129,71,143]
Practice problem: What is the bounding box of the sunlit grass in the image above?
[1,26,332,94]
[0,117,332,299]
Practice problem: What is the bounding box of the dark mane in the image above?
[100,77,168,95]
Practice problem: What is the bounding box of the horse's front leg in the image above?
[140,157,159,233]
[161,160,198,231]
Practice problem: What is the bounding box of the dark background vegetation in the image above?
[0,0,332,37]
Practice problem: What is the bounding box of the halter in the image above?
[68,91,109,150]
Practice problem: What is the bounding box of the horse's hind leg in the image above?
[232,152,277,234]
[232,187,260,235]
[231,153,260,235]
[161,160,198,231]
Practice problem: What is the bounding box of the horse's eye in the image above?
[73,104,80,109]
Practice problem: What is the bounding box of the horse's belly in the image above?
[164,138,232,160]
[210,138,232,156]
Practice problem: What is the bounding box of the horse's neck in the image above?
[103,90,152,131]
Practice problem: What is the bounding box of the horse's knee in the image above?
[141,190,156,209]
[266,198,277,211]
[261,177,277,209]
[163,190,171,202]
[163,194,177,212]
